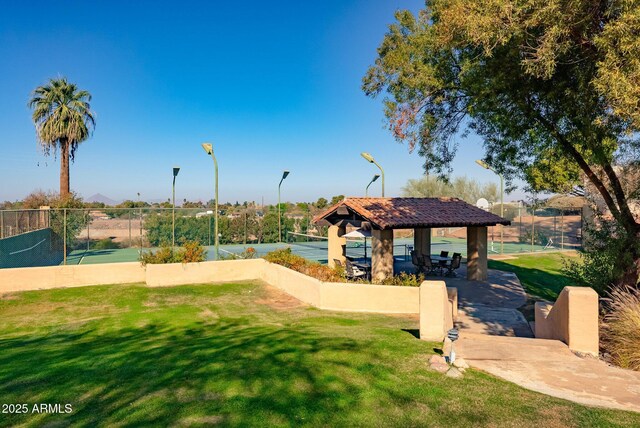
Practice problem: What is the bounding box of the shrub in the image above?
[139,241,207,265]
[264,248,342,282]
[378,271,425,287]
[220,247,258,260]
[562,216,632,295]
[182,241,207,263]
[91,238,120,250]
[602,286,640,371]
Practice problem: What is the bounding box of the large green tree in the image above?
[402,175,499,204]
[29,77,95,198]
[363,0,640,288]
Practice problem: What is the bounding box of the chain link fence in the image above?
[432,205,582,253]
[0,207,319,268]
[0,205,582,268]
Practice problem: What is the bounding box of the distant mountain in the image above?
[86,193,119,206]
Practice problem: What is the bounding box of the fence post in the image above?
[531,207,535,253]
[560,209,564,250]
[139,207,143,252]
[0,210,3,239]
[129,210,132,247]
[87,210,90,251]
[63,208,67,265]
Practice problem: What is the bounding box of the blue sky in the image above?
[0,0,520,204]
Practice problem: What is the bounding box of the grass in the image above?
[488,251,581,301]
[1,281,638,427]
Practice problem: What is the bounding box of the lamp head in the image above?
[371,174,380,182]
[361,152,375,163]
[475,159,490,170]
[173,167,180,177]
[201,143,213,155]
[282,170,290,180]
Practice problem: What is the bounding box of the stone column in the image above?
[413,227,431,258]
[372,229,394,281]
[467,226,488,281]
[327,225,346,268]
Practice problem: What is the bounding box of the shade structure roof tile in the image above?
[313,197,511,229]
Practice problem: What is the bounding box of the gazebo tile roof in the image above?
[313,197,510,229]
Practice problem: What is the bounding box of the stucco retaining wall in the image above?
[320,282,419,313]
[0,262,145,292]
[146,259,266,287]
[534,286,599,356]
[0,259,449,316]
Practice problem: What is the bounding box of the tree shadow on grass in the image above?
[487,260,574,301]
[0,319,497,427]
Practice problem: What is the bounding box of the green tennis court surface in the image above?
[63,237,560,265]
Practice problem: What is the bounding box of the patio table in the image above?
[430,255,452,263]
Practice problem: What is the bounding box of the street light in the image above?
[172,167,180,248]
[361,152,385,196]
[365,174,380,197]
[278,170,290,243]
[201,143,219,260]
[137,192,142,252]
[475,159,504,254]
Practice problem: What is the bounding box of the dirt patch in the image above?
[0,294,19,300]
[198,307,220,320]
[384,313,419,322]
[254,284,307,310]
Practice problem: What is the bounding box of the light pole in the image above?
[172,167,180,249]
[201,143,219,260]
[278,170,290,243]
[365,174,380,197]
[138,192,142,252]
[475,160,504,254]
[361,152,384,196]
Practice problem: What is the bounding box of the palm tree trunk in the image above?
[60,139,70,198]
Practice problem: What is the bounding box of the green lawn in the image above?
[1,281,638,427]
[488,252,581,301]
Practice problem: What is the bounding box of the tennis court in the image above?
[62,233,558,266]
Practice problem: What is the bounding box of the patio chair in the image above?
[333,259,344,268]
[438,250,449,271]
[345,259,368,280]
[446,254,462,277]
[410,250,424,274]
[423,255,438,276]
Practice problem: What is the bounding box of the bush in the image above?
[91,238,120,250]
[264,248,342,282]
[219,247,258,260]
[378,272,425,287]
[182,241,207,263]
[602,286,640,371]
[139,241,207,265]
[562,217,631,295]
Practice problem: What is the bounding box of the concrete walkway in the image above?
[457,334,640,412]
[398,262,640,413]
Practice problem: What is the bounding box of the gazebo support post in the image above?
[414,227,431,259]
[328,225,346,268]
[372,229,394,281]
[467,226,488,281]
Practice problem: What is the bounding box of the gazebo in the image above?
[313,197,511,281]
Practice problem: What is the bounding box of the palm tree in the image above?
[29,77,95,198]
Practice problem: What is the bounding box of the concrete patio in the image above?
[394,260,640,413]
[395,259,534,337]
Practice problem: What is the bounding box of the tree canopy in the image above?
[364,0,640,288]
[29,77,95,198]
[402,175,499,204]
